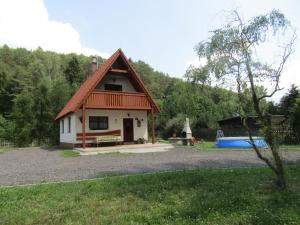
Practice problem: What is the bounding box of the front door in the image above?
[123,118,134,142]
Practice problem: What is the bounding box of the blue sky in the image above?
[43,0,300,77]
[44,0,225,76]
[0,0,299,100]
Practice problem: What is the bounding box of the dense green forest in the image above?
[0,45,298,146]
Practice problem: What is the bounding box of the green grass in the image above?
[280,145,300,151]
[0,146,36,154]
[60,150,80,158]
[157,139,171,144]
[0,166,299,225]
[0,147,13,154]
[192,141,300,151]
[192,141,245,151]
[193,141,217,150]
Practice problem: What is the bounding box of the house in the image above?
[55,49,160,148]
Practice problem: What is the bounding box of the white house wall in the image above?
[59,113,76,144]
[74,109,148,143]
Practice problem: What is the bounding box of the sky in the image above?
[0,0,299,101]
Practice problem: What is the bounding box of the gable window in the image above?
[104,84,122,91]
[89,116,108,130]
[61,119,64,133]
[68,117,71,133]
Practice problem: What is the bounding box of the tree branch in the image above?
[242,117,279,174]
[257,31,297,102]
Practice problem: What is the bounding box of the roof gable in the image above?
[55,49,160,120]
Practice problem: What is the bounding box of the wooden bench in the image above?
[77,130,122,147]
[95,135,121,147]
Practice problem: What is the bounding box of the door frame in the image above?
[123,118,134,142]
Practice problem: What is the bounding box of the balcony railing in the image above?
[86,91,151,110]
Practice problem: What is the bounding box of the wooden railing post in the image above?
[151,107,155,144]
[82,103,86,149]
[86,91,151,110]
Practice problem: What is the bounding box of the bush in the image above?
[162,114,187,139]
[0,115,14,143]
[192,128,217,141]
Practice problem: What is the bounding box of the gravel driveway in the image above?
[0,147,299,186]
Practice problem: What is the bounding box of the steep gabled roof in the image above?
[55,48,160,121]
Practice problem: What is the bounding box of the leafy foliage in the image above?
[290,98,300,138]
[268,85,300,142]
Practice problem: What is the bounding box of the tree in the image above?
[191,10,296,189]
[11,89,34,147]
[0,62,14,116]
[49,75,72,144]
[0,115,7,140]
[278,84,300,114]
[64,56,82,87]
[289,98,300,141]
[32,76,52,145]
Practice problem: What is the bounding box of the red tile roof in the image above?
[55,48,160,121]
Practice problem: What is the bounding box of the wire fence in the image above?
[219,128,300,145]
[0,140,13,148]
[0,138,53,148]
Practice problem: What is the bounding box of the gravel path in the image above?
[0,147,299,186]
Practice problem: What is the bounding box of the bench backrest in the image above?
[76,130,121,141]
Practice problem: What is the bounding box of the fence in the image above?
[0,138,53,148]
[0,140,13,148]
[219,128,300,145]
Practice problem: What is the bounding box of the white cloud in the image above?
[185,57,207,69]
[0,0,110,58]
[271,58,300,102]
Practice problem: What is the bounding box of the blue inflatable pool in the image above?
[216,137,267,148]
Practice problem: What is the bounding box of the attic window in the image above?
[104,84,122,91]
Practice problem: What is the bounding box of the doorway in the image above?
[123,118,134,142]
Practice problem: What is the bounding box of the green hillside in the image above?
[0,45,242,146]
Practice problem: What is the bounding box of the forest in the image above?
[0,45,299,146]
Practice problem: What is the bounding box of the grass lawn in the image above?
[0,166,299,225]
[192,141,300,151]
[0,147,13,154]
[280,144,300,151]
[60,150,80,158]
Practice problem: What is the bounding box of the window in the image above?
[61,119,64,133]
[104,84,122,91]
[68,117,71,133]
[89,116,108,130]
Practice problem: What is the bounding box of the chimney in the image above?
[182,118,192,139]
[91,56,98,74]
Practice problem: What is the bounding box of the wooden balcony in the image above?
[86,91,152,110]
